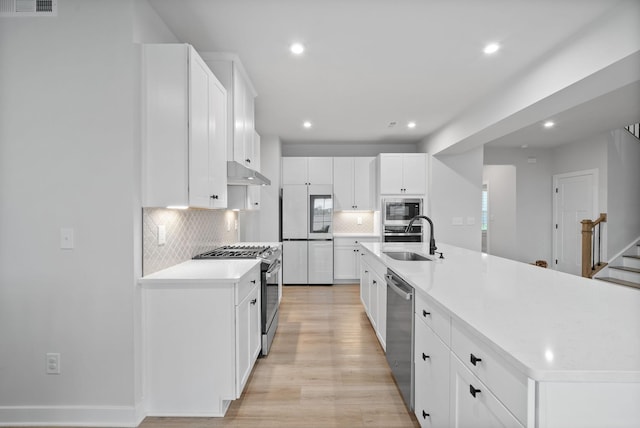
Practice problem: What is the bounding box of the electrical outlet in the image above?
[234,219,238,230]
[357,216,363,225]
[157,225,166,245]
[46,353,60,375]
[60,228,74,249]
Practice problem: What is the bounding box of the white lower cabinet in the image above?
[334,236,379,281]
[359,247,387,350]
[450,355,523,428]
[414,316,450,428]
[413,291,525,428]
[142,264,261,416]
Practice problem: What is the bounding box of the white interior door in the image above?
[553,170,598,275]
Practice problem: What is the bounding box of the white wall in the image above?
[0,0,177,425]
[484,147,554,264]
[428,147,484,251]
[607,129,640,256]
[420,0,640,156]
[282,141,417,157]
[258,135,282,242]
[483,166,517,259]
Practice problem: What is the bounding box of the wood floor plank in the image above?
[140,284,419,428]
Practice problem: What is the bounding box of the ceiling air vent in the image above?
[0,0,57,17]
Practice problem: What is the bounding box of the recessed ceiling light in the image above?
[290,43,305,55]
[303,121,312,128]
[483,43,500,55]
[544,121,555,128]
[407,121,417,129]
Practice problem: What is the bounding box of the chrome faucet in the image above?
[406,215,437,255]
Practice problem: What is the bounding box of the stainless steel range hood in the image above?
[226,161,271,186]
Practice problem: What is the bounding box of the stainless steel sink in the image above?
[383,251,431,261]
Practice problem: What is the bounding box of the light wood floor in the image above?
[140,284,419,428]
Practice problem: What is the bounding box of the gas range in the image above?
[193,244,281,264]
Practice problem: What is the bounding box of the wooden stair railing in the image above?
[581,213,607,278]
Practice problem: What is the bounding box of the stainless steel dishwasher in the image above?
[385,268,414,411]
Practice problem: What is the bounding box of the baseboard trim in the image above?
[0,403,146,427]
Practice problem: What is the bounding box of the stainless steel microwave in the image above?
[382,198,423,225]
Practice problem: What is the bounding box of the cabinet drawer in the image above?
[450,354,524,428]
[451,321,528,425]
[361,247,386,279]
[236,265,260,304]
[415,291,450,346]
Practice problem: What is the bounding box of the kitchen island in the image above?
[361,242,640,428]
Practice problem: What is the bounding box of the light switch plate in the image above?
[357,216,363,225]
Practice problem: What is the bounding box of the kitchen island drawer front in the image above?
[235,265,260,304]
[415,291,450,346]
[450,354,524,428]
[451,321,528,425]
[361,245,386,279]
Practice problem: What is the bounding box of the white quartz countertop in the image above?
[362,242,640,383]
[139,259,260,285]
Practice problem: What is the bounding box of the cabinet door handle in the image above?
[469,384,481,398]
[210,194,218,199]
[422,353,430,361]
[250,298,257,305]
[364,270,369,273]
[245,158,251,164]
[423,309,430,317]
[254,202,259,206]
[372,280,377,285]
[422,410,429,419]
[250,280,256,284]
[470,353,482,366]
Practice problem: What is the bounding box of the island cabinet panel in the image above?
[450,321,528,425]
[359,247,387,350]
[414,312,450,428]
[142,264,261,417]
[450,355,524,428]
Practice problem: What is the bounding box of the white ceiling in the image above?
[148,0,638,149]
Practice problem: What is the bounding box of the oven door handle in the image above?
[266,259,282,276]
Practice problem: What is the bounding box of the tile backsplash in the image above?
[333,211,375,234]
[142,208,238,275]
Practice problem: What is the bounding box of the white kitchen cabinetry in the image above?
[228,131,262,210]
[141,264,261,416]
[414,294,450,428]
[377,153,426,195]
[359,247,387,350]
[450,355,523,428]
[282,157,333,185]
[282,240,308,284]
[334,236,379,281]
[203,53,257,167]
[333,157,374,210]
[143,44,227,209]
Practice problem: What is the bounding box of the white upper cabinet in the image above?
[204,53,257,167]
[333,157,374,210]
[142,44,227,209]
[378,153,427,195]
[282,157,333,185]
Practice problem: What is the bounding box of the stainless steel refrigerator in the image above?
[281,184,333,284]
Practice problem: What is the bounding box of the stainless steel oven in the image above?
[193,244,282,356]
[382,198,423,242]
